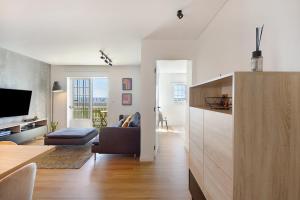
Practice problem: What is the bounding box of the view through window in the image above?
[173,83,186,102]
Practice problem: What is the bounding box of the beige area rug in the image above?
[31,138,93,169]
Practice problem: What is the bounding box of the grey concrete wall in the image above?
[0,47,50,124]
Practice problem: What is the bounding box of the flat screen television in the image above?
[0,88,32,118]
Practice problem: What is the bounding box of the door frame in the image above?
[154,60,193,155]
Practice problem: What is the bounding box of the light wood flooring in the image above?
[33,133,191,200]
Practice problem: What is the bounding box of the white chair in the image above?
[158,111,168,130]
[0,163,37,200]
[69,119,93,128]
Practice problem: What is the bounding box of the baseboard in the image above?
[189,170,206,200]
[139,154,154,162]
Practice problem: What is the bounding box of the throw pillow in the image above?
[122,115,132,128]
[129,112,141,127]
[117,119,125,127]
[111,119,125,127]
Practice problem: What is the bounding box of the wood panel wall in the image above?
[189,107,204,188]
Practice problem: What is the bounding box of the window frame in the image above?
[172,83,187,103]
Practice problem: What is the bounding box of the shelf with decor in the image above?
[0,119,48,144]
[190,73,233,115]
[189,72,300,200]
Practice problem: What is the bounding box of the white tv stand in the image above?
[0,119,48,144]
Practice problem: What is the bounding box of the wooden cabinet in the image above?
[189,72,300,200]
[189,107,204,187]
[204,110,233,200]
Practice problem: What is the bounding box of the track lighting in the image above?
[99,50,113,66]
[177,10,184,19]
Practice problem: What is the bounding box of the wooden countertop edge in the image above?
[0,145,55,180]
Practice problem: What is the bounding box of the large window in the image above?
[173,83,186,102]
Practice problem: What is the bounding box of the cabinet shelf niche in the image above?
[190,74,233,115]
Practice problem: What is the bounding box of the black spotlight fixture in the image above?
[99,50,113,66]
[177,10,184,19]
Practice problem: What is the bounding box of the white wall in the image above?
[158,73,187,127]
[139,0,300,162]
[51,65,140,129]
[140,40,196,161]
[195,0,300,83]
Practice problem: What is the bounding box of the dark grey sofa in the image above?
[91,113,141,157]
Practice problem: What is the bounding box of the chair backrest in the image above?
[0,141,17,145]
[0,163,37,200]
[69,119,93,128]
[158,111,163,121]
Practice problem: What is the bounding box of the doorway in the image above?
[67,77,109,130]
[155,60,192,153]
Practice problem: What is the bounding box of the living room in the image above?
[1,0,300,200]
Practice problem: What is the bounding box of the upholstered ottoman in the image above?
[44,128,98,145]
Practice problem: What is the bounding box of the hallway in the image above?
[34,133,191,200]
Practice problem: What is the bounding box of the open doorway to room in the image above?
[155,60,192,153]
[67,77,109,130]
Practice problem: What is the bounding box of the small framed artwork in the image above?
[122,93,132,105]
[122,78,132,90]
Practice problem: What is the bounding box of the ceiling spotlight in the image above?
[177,10,184,19]
[99,50,113,66]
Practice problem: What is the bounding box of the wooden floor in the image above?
[33,133,191,200]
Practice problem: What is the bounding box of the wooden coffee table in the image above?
[0,145,55,179]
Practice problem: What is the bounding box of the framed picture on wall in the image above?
[122,93,132,105]
[122,78,132,90]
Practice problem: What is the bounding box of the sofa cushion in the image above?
[47,128,97,139]
[119,115,129,121]
[111,119,125,127]
[92,135,100,145]
[122,115,132,128]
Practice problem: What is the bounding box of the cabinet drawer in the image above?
[204,110,233,179]
[189,107,204,186]
[204,155,233,200]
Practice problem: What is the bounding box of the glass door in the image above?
[92,78,109,129]
[72,79,92,119]
[68,77,108,129]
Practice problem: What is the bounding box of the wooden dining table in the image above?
[0,145,55,180]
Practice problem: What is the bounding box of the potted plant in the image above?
[50,121,58,132]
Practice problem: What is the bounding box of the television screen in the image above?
[0,88,32,118]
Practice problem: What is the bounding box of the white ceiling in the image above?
[0,0,226,65]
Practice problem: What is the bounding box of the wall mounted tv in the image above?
[0,88,32,118]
